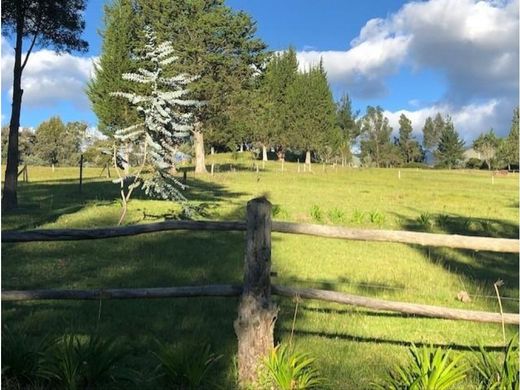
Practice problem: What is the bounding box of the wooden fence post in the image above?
[79,154,83,193]
[234,197,278,387]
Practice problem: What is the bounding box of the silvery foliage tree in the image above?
[110,26,199,224]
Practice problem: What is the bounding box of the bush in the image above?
[465,158,484,169]
[471,336,519,389]
[260,344,324,390]
[327,208,345,224]
[309,205,323,223]
[402,162,430,169]
[372,344,467,390]
[153,342,221,389]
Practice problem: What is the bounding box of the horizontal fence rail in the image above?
[3,220,518,253]
[2,284,518,325]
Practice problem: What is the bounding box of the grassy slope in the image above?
[2,159,518,389]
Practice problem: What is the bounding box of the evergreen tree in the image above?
[423,113,444,152]
[287,61,336,168]
[263,48,299,160]
[336,93,360,166]
[359,106,393,167]
[111,27,199,224]
[134,0,267,173]
[473,129,498,170]
[87,0,139,137]
[435,116,464,169]
[2,0,88,210]
[498,107,520,170]
[397,113,422,163]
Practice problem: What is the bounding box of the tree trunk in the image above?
[305,150,312,172]
[193,124,207,174]
[124,143,130,174]
[239,143,244,153]
[2,10,24,211]
[211,146,215,155]
[262,144,268,161]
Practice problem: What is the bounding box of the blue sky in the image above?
[1,0,518,141]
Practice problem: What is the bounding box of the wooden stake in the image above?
[79,155,83,193]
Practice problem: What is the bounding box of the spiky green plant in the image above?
[369,211,385,226]
[153,341,221,389]
[39,334,128,390]
[417,213,434,232]
[327,208,345,224]
[472,336,519,390]
[351,209,365,224]
[1,326,51,388]
[309,205,323,223]
[372,344,468,390]
[261,344,324,390]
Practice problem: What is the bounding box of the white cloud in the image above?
[384,97,513,142]
[1,38,97,109]
[297,0,518,105]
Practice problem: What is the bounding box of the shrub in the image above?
[372,344,467,390]
[471,336,519,389]
[369,211,385,226]
[40,334,129,389]
[417,213,435,232]
[309,205,323,223]
[261,344,324,390]
[351,209,365,224]
[153,342,221,389]
[1,326,50,388]
[327,208,345,224]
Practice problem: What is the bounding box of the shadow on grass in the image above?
[281,328,510,352]
[394,212,519,313]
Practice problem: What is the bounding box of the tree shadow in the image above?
[393,212,519,312]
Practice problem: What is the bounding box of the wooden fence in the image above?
[2,197,519,386]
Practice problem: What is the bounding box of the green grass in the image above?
[2,158,518,389]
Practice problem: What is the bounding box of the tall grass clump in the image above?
[309,205,323,223]
[327,208,345,224]
[351,209,365,224]
[471,336,519,389]
[369,211,385,226]
[417,213,435,232]
[153,342,221,389]
[260,344,324,389]
[372,344,467,390]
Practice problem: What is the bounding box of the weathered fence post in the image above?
[234,197,278,387]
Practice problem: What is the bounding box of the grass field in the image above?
[2,157,519,389]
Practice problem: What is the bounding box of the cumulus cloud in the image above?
[1,37,97,109]
[384,97,514,141]
[297,0,518,105]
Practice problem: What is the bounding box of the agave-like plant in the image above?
[261,344,324,390]
[153,341,222,389]
[372,344,468,390]
[1,326,52,388]
[472,336,519,390]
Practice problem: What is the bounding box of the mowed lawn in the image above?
[2,158,519,389]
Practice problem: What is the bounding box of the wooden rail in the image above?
[3,220,518,253]
[2,284,518,325]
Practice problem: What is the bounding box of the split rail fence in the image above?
[2,197,519,385]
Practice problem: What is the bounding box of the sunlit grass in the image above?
[2,158,518,388]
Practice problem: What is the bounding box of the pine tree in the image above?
[423,113,444,152]
[111,26,199,224]
[87,0,139,137]
[398,113,422,163]
[435,116,464,169]
[360,106,393,167]
[336,93,360,166]
[505,107,519,169]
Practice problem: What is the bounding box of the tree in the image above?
[359,106,393,167]
[336,93,360,166]
[397,113,422,163]
[111,26,199,224]
[287,61,336,168]
[33,117,86,166]
[135,0,267,173]
[473,129,498,170]
[2,0,88,210]
[435,116,464,169]
[496,107,519,170]
[87,0,139,137]
[423,113,444,152]
[2,126,36,163]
